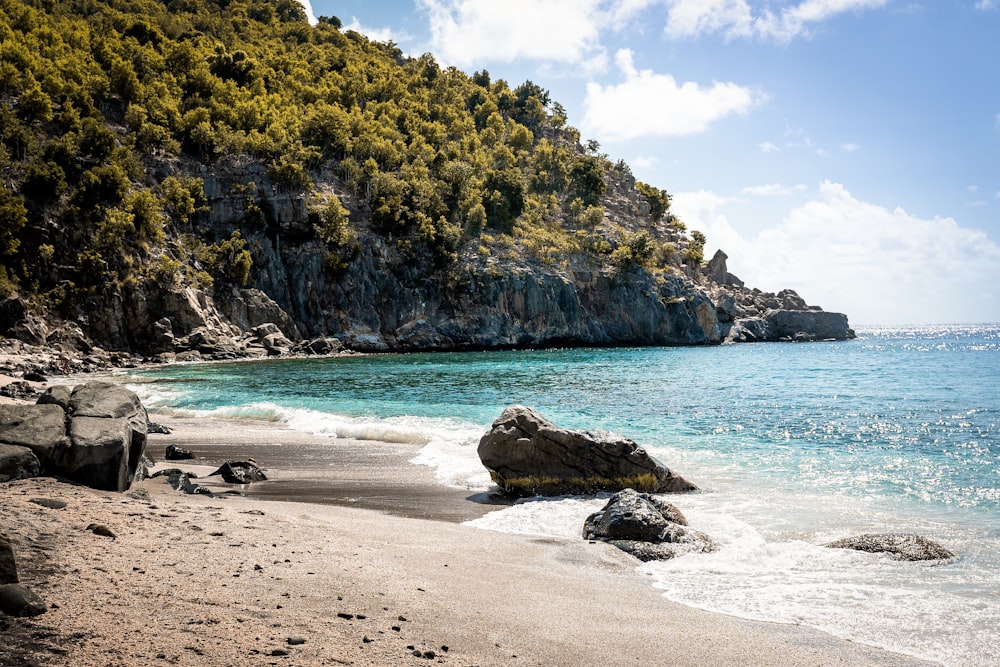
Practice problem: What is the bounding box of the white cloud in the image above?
[759,141,781,153]
[295,0,317,25]
[673,181,1000,324]
[631,155,661,169]
[741,183,807,197]
[418,0,605,67]
[976,1,997,11]
[581,49,758,142]
[663,0,888,42]
[841,143,860,153]
[343,17,405,45]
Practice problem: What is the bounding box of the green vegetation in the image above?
[0,0,705,313]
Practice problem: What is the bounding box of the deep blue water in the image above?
[121,324,1000,666]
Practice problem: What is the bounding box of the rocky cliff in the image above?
[1,157,853,361]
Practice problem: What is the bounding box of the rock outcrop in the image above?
[704,251,855,343]
[583,488,715,561]
[0,382,148,492]
[478,406,697,497]
[825,534,955,561]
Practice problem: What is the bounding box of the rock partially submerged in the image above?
[478,406,696,497]
[825,533,955,562]
[583,489,714,561]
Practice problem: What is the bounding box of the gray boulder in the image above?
[0,404,67,458]
[763,309,854,341]
[583,488,715,561]
[0,382,148,492]
[0,443,41,483]
[36,384,72,409]
[825,533,955,561]
[478,406,697,497]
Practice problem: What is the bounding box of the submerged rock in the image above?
[583,488,714,561]
[825,533,955,561]
[478,406,696,497]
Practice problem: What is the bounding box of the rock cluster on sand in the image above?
[478,405,697,497]
[583,489,715,561]
[825,533,955,561]
[0,382,148,492]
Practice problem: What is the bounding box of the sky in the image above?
[299,1,1000,325]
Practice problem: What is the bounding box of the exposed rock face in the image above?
[0,382,148,492]
[583,489,715,561]
[0,444,41,483]
[478,406,697,497]
[825,534,955,561]
[703,253,854,343]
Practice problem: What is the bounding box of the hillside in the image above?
[0,0,852,362]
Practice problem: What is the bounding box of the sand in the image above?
[0,405,941,667]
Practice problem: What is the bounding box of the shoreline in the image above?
[3,407,935,666]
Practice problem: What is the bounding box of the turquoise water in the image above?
[122,325,1000,666]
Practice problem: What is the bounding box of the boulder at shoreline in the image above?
[478,406,696,497]
[583,489,715,561]
[0,382,148,492]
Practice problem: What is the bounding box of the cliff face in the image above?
[1,156,853,360]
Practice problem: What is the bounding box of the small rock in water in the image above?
[825,533,955,561]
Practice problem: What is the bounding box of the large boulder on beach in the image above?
[478,406,696,497]
[0,443,42,483]
[583,489,714,561]
[0,382,148,492]
[825,533,955,561]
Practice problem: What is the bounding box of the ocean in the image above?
[121,324,1000,666]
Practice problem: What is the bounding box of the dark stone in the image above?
[28,498,67,510]
[0,584,47,617]
[286,637,306,645]
[23,371,47,383]
[825,533,955,561]
[164,444,193,460]
[0,534,16,584]
[583,488,714,561]
[0,443,41,483]
[478,406,696,497]
[207,460,267,484]
[87,524,116,539]
[148,422,173,435]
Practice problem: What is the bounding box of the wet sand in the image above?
[1,409,936,666]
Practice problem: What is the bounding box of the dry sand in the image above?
[1,411,936,666]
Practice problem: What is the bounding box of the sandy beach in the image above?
[0,401,939,667]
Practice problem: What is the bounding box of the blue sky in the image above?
[301,1,1000,325]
